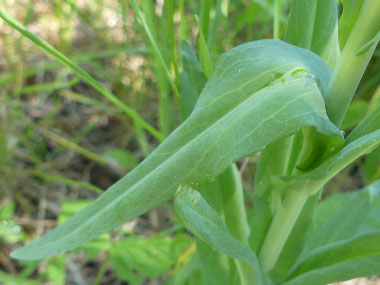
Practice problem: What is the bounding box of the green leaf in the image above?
[219,165,250,243]
[295,127,344,171]
[284,231,380,285]
[198,21,213,78]
[179,41,207,120]
[195,238,230,285]
[355,31,380,56]
[338,0,365,50]
[187,179,231,285]
[304,180,380,251]
[249,191,273,254]
[283,181,380,284]
[279,130,380,195]
[200,0,213,41]
[111,233,191,282]
[174,186,264,285]
[11,40,341,260]
[254,137,294,196]
[284,0,340,68]
[58,200,111,259]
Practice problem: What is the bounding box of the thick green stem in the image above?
[258,190,308,273]
[257,0,380,275]
[220,165,250,242]
[220,165,255,285]
[325,0,380,127]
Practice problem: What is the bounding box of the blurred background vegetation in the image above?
[0,0,379,284]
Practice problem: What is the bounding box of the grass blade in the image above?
[174,186,264,285]
[0,10,164,141]
[129,0,180,103]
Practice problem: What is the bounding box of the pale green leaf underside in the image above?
[174,186,264,285]
[11,40,340,260]
[305,180,380,252]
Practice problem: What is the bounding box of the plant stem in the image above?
[259,190,308,273]
[200,0,213,42]
[220,165,255,285]
[129,0,181,106]
[221,165,250,242]
[325,0,380,127]
[167,0,180,90]
[273,0,281,39]
[257,0,380,275]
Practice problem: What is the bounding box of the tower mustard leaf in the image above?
[11,40,341,260]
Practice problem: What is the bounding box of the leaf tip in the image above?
[10,247,28,260]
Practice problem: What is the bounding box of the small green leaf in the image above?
[355,31,380,56]
[285,0,340,68]
[249,191,273,254]
[338,0,365,50]
[11,40,341,260]
[295,127,344,171]
[279,130,380,195]
[174,186,264,285]
[198,22,213,78]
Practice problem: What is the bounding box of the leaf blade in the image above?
[284,0,340,68]
[283,181,380,284]
[284,231,380,285]
[174,186,264,285]
[279,130,380,195]
[11,40,341,260]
